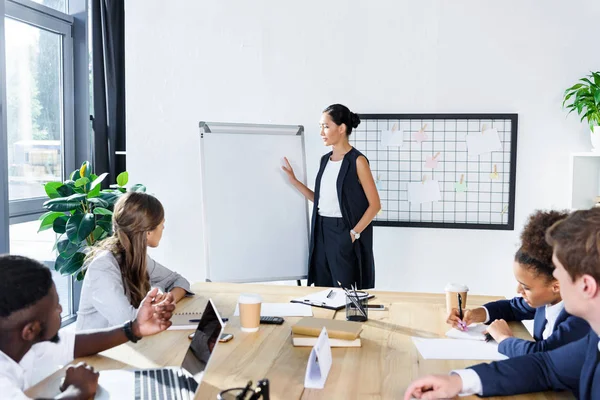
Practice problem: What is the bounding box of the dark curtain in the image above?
[91,0,126,184]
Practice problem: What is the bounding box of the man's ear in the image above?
[21,320,42,342]
[581,274,600,300]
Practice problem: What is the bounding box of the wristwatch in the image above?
[351,229,360,240]
[123,320,142,343]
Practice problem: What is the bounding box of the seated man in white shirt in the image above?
[0,254,176,400]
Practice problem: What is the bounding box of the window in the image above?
[6,18,64,202]
[30,0,68,13]
[2,0,81,325]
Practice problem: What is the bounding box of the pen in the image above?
[238,380,252,400]
[457,293,467,330]
[326,290,334,299]
[484,333,494,342]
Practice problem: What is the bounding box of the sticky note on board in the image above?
[407,180,441,205]
[466,128,502,157]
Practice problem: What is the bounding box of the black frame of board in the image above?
[356,113,518,231]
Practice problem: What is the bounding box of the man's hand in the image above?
[404,374,463,399]
[59,362,99,399]
[133,287,175,337]
[485,319,514,343]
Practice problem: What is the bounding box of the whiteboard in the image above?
[198,121,309,282]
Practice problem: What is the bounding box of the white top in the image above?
[543,301,564,340]
[76,251,192,331]
[317,158,343,218]
[0,331,75,399]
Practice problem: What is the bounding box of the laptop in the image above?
[95,299,225,400]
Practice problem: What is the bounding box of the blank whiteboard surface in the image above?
[199,122,309,282]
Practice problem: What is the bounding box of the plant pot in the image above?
[592,126,600,151]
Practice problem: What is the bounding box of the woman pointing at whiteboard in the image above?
[282,104,381,289]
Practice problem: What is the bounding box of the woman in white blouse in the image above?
[76,192,192,330]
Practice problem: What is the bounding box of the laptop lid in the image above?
[180,299,224,385]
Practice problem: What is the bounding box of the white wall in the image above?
[125,0,600,297]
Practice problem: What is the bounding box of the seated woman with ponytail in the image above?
[76,192,192,330]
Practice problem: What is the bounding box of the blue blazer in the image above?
[470,332,600,399]
[484,297,590,357]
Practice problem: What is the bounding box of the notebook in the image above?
[168,312,203,330]
[290,288,374,310]
[291,317,363,341]
[292,333,361,347]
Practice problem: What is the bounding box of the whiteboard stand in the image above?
[198,121,309,284]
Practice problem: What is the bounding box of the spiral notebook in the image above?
[168,311,203,330]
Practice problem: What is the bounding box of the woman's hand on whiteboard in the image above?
[281,157,297,184]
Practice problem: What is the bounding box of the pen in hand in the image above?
[457,293,468,331]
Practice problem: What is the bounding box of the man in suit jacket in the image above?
[404,208,600,400]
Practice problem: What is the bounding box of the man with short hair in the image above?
[405,208,600,399]
[0,254,176,399]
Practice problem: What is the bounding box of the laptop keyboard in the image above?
[135,369,188,400]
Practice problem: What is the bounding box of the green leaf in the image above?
[90,226,104,244]
[75,177,90,188]
[580,77,593,86]
[43,198,81,212]
[66,193,88,202]
[87,183,101,198]
[592,72,600,88]
[70,169,81,181]
[90,173,108,191]
[97,220,113,234]
[76,270,86,281]
[56,252,86,275]
[129,184,146,193]
[53,215,69,234]
[87,197,109,207]
[56,236,81,259]
[44,182,63,199]
[116,171,129,187]
[93,207,113,216]
[98,192,119,207]
[56,184,75,197]
[565,83,585,93]
[66,213,95,243]
[594,89,600,106]
[38,212,65,232]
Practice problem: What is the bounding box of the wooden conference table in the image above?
[28,282,574,399]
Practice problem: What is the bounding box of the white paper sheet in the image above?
[407,180,441,205]
[380,127,404,147]
[304,327,333,389]
[445,324,488,341]
[466,128,502,157]
[234,302,313,317]
[412,337,507,361]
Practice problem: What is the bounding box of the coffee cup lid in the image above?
[444,283,469,292]
[238,293,262,304]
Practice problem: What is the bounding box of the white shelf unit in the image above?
[570,152,600,210]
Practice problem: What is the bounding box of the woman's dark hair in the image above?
[323,104,360,136]
[516,210,569,281]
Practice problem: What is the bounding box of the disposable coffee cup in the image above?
[444,283,469,314]
[238,293,262,333]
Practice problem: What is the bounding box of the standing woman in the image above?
[282,104,380,289]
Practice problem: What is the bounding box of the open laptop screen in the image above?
[180,299,224,384]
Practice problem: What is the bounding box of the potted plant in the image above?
[563,71,600,150]
[38,161,146,280]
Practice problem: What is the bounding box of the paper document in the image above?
[407,180,441,205]
[466,128,502,157]
[445,324,487,341]
[304,328,333,389]
[412,337,507,361]
[380,126,404,148]
[290,288,374,310]
[233,302,313,317]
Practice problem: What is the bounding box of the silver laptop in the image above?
[95,299,225,400]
